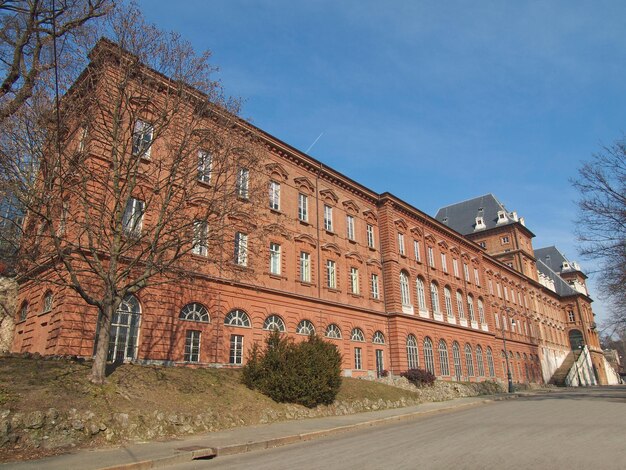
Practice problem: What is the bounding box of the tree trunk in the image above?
[90,303,114,384]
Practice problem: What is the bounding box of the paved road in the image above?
[172,386,626,470]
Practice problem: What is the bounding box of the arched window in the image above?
[456,291,465,319]
[350,328,365,342]
[452,341,462,379]
[430,282,440,313]
[18,301,28,321]
[42,291,53,313]
[180,303,210,322]
[467,295,476,322]
[263,314,286,332]
[438,340,450,376]
[224,309,251,327]
[444,287,453,318]
[373,331,385,344]
[423,337,435,374]
[465,344,475,377]
[325,324,342,339]
[108,294,141,362]
[476,345,485,377]
[296,319,315,335]
[477,298,485,324]
[407,334,419,369]
[416,277,427,311]
[486,347,495,377]
[400,271,411,306]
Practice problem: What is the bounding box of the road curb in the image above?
[98,393,524,470]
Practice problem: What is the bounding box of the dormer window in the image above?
[496,210,507,224]
[475,216,485,230]
[562,262,570,270]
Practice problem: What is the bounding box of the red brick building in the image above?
[11,40,611,385]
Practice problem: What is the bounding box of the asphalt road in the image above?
[171,386,626,470]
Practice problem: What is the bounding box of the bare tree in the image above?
[2,3,268,383]
[573,139,626,330]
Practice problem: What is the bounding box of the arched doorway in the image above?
[568,329,584,351]
[108,295,141,362]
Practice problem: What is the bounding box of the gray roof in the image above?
[434,194,526,236]
[536,258,578,297]
[534,246,580,274]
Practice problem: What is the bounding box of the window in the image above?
[376,349,384,378]
[494,313,500,329]
[398,232,405,255]
[263,314,286,332]
[107,295,141,362]
[430,282,440,313]
[463,263,470,281]
[349,267,359,294]
[77,126,88,152]
[367,224,375,248]
[416,277,427,311]
[452,342,462,379]
[444,287,453,318]
[467,295,476,322]
[414,240,421,262]
[325,324,342,339]
[439,340,450,376]
[477,298,485,324]
[400,271,411,306]
[503,314,507,330]
[427,246,435,267]
[18,301,28,321]
[478,241,486,248]
[441,253,448,273]
[371,273,380,300]
[453,258,459,277]
[300,252,311,282]
[42,291,53,313]
[465,344,475,376]
[192,220,208,256]
[180,303,210,322]
[269,181,280,210]
[407,334,419,369]
[351,328,365,342]
[504,286,509,301]
[234,232,248,266]
[568,310,575,322]
[266,242,281,275]
[373,331,385,344]
[236,168,249,199]
[354,347,362,370]
[497,282,502,298]
[197,150,212,183]
[326,260,336,289]
[324,205,333,231]
[224,309,251,327]
[132,119,153,158]
[184,330,201,362]
[298,193,308,222]
[488,279,494,295]
[501,236,510,244]
[456,291,465,319]
[296,319,315,335]
[474,268,480,286]
[486,347,495,377]
[347,215,355,240]
[229,334,244,365]
[122,197,145,236]
[476,346,485,377]
[423,337,435,374]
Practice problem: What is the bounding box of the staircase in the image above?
[549,352,575,386]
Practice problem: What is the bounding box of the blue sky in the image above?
[137,0,626,323]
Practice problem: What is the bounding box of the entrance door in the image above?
[568,329,584,351]
[108,295,141,362]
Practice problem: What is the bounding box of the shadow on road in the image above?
[518,385,626,404]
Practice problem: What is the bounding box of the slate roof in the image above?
[434,194,526,236]
[534,246,577,273]
[536,258,578,297]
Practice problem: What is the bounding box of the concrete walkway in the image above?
[2,393,527,470]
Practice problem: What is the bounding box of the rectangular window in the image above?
[497,282,502,298]
[504,286,509,301]
[300,252,311,283]
[501,236,510,244]
[298,193,308,222]
[494,313,500,329]
[478,241,486,248]
[398,232,405,255]
[229,334,244,365]
[197,150,212,183]
[354,347,362,370]
[441,253,448,273]
[122,197,145,236]
[346,215,355,240]
[269,242,281,275]
[367,224,375,248]
[474,268,480,285]
[324,205,333,231]
[77,126,88,152]
[234,232,248,266]
[371,273,379,300]
[326,259,336,289]
[488,279,494,295]
[568,311,575,322]
[350,267,359,294]
[463,263,470,281]
[184,330,200,362]
[132,119,153,158]
[269,181,280,210]
[192,220,208,256]
[427,246,435,268]
[236,168,249,199]
[414,240,421,262]
[453,258,459,277]
[376,349,384,378]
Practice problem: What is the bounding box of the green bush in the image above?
[242,330,342,408]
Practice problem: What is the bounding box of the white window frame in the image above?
[367,224,375,248]
[456,291,465,319]
[453,258,459,277]
[444,287,453,318]
[371,273,380,300]
[237,168,249,199]
[229,334,244,365]
[298,193,308,222]
[398,232,405,255]
[400,271,411,306]
[184,330,201,362]
[350,267,359,295]
[346,215,355,240]
[326,259,336,289]
[414,240,421,262]
[269,181,280,210]
[416,278,427,311]
[430,282,440,313]
[234,232,248,266]
[354,347,362,370]
[132,119,153,158]
[474,268,480,285]
[192,220,208,256]
[441,253,448,273]
[463,263,470,282]
[197,150,212,184]
[122,197,145,237]
[324,205,333,231]
[269,242,281,275]
[427,246,435,268]
[300,252,311,283]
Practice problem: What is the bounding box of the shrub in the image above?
[401,368,436,387]
[241,330,342,408]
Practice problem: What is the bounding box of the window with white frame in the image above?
[269,242,281,275]
[325,324,342,339]
[300,252,311,282]
[400,271,411,306]
[224,309,251,327]
[184,330,201,362]
[18,301,28,322]
[326,259,336,289]
[453,258,459,277]
[263,314,286,332]
[504,286,509,301]
[518,291,523,305]
[476,346,485,376]
[197,150,212,184]
[486,347,495,377]
[296,319,315,335]
[494,313,500,329]
[298,193,308,222]
[430,282,440,313]
[456,291,465,319]
[192,220,208,256]
[229,334,244,365]
[501,236,510,244]
[132,119,153,158]
[412,240,421,262]
[346,215,355,240]
[463,263,470,281]
[236,168,249,199]
[477,298,485,324]
[180,303,210,322]
[351,328,365,342]
[42,291,53,313]
[452,342,462,379]
[444,287,453,318]
[407,334,419,369]
[324,205,333,231]
[122,197,145,237]
[488,279,494,295]
[427,246,435,267]
[367,224,375,248]
[467,295,476,322]
[234,232,248,266]
[416,277,427,311]
[441,253,448,273]
[349,267,359,294]
[502,314,507,330]
[438,340,450,376]
[398,232,405,255]
[269,181,280,210]
[371,273,380,300]
[423,337,435,374]
[474,268,480,285]
[568,310,575,322]
[373,331,385,344]
[511,289,516,304]
[496,282,502,298]
[465,344,475,376]
[354,347,362,370]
